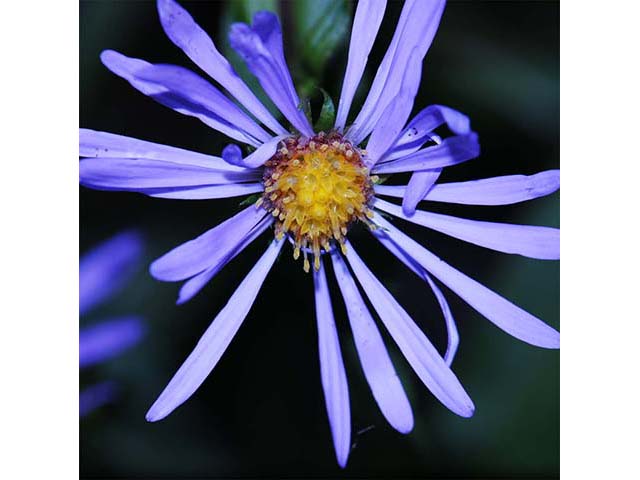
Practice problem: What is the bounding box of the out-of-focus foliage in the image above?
[314,88,336,132]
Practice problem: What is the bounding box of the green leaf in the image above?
[239,193,262,207]
[291,0,351,77]
[299,97,313,126]
[314,88,336,133]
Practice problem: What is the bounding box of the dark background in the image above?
[80,1,560,478]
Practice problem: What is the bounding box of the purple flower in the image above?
[80,231,146,416]
[79,0,559,466]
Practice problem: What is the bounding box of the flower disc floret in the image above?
[259,132,375,272]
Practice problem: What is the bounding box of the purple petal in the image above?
[347,0,446,145]
[313,260,351,468]
[79,129,243,172]
[136,63,273,144]
[402,169,442,216]
[80,381,118,417]
[150,205,268,282]
[330,252,414,434]
[376,170,561,206]
[156,0,287,135]
[100,50,262,146]
[223,135,289,169]
[372,213,560,348]
[424,273,459,367]
[374,198,560,260]
[343,241,474,418]
[229,13,313,137]
[383,104,471,162]
[80,317,145,368]
[361,228,458,366]
[146,238,284,422]
[176,215,274,305]
[79,230,143,315]
[221,144,244,166]
[366,48,423,165]
[80,157,260,191]
[335,0,387,131]
[148,183,263,200]
[373,133,480,174]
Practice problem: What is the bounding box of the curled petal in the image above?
[150,205,267,282]
[313,260,351,468]
[374,198,560,260]
[146,239,284,422]
[331,252,413,433]
[384,105,471,161]
[344,241,475,418]
[223,135,289,169]
[401,168,442,216]
[335,0,387,131]
[229,13,313,137]
[156,0,287,135]
[372,213,560,349]
[373,133,480,174]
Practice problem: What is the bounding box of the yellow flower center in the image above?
[258,132,375,272]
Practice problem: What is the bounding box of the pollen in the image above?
[260,132,374,271]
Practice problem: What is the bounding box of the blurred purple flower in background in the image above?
[79,231,145,416]
[79,0,559,466]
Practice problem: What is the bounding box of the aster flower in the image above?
[79,0,559,467]
[80,231,146,416]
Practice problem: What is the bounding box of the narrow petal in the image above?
[361,229,459,366]
[313,260,351,468]
[176,215,273,305]
[80,230,143,315]
[150,205,267,281]
[347,0,446,145]
[343,241,474,418]
[80,317,145,368]
[374,198,559,260]
[229,13,314,137]
[331,252,414,433]
[424,273,459,367]
[401,168,442,216]
[373,133,480,174]
[156,0,287,135]
[100,50,262,146]
[146,238,284,422]
[375,170,561,206]
[80,157,260,191]
[366,48,423,165]
[335,0,387,131]
[149,183,263,200]
[372,213,560,348]
[223,135,289,169]
[80,381,118,417]
[79,129,243,172]
[383,104,471,162]
[136,63,273,144]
